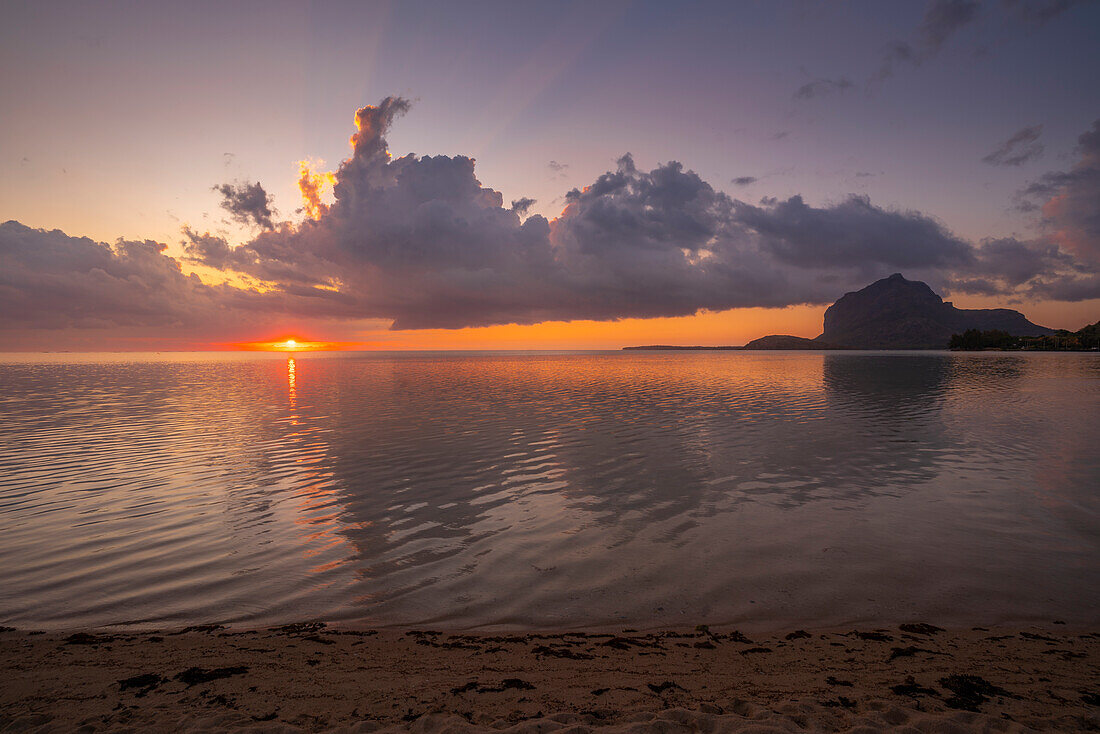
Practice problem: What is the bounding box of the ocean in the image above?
[0,350,1096,630]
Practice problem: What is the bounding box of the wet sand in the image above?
[1,624,1097,732]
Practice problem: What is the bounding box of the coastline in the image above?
[2,623,1096,732]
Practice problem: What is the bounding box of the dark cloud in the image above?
[0,220,374,341]
[983,125,1044,166]
[794,76,853,100]
[511,197,536,216]
[969,237,1073,285]
[1017,118,1100,263]
[205,99,1089,327]
[213,181,277,230]
[771,131,790,140]
[732,176,758,186]
[945,234,1100,301]
[3,98,1096,343]
[181,226,235,269]
[0,220,227,330]
[1025,273,1100,301]
[733,194,975,271]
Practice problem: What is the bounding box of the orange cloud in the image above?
[297,160,336,220]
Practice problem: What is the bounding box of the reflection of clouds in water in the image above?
[313,355,824,568]
[304,355,956,564]
[625,354,955,510]
[5,352,1095,628]
[236,353,1100,622]
[299,355,959,606]
[287,352,1098,628]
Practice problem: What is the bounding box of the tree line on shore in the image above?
[949,321,1100,351]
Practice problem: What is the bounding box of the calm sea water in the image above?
[0,351,1096,631]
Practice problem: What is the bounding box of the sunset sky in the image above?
[2,0,1098,350]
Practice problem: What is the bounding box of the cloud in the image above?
[983,125,1044,166]
[1025,273,1100,301]
[732,194,975,271]
[297,161,336,220]
[0,220,229,330]
[969,236,1073,285]
[181,226,237,270]
[731,176,758,186]
[921,0,982,50]
[867,0,1086,89]
[213,181,277,230]
[3,98,1096,346]
[1002,0,1090,26]
[794,76,853,100]
[873,0,980,83]
[1017,118,1100,263]
[206,99,1090,327]
[939,235,1100,302]
[510,197,537,216]
[547,160,569,180]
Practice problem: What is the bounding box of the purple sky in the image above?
[1,0,1098,349]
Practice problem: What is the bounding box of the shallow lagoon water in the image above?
[0,350,1096,630]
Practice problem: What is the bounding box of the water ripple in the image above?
[0,351,1097,630]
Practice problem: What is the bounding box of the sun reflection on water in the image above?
[287,357,296,408]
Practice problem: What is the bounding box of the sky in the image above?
[1,0,1098,350]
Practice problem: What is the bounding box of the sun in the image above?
[229,336,362,351]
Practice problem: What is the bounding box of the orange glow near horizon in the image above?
[230,338,363,352]
[209,293,1096,354]
[217,307,826,352]
[355,306,828,350]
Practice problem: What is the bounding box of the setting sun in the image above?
[229,337,362,352]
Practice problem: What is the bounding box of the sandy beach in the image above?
[1,623,1096,732]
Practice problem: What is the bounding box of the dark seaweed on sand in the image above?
[939,674,1014,712]
[175,666,249,686]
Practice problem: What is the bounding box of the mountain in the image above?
[623,273,1054,351]
[815,273,1052,349]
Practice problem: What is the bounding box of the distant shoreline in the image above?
[622,345,748,351]
[621,345,1100,352]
